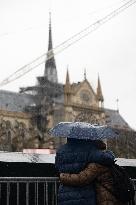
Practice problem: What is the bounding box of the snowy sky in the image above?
[0,0,136,129]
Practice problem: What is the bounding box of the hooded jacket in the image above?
[55,139,115,205]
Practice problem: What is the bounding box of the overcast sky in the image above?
[0,0,136,129]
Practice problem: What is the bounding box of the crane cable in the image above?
[0,0,136,87]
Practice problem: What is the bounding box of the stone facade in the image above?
[63,74,105,124]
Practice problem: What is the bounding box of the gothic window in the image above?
[79,90,92,104]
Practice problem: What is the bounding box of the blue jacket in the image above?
[55,139,115,205]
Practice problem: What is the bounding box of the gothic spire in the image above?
[97,75,104,102]
[64,68,71,104]
[48,12,53,51]
[44,12,58,83]
[66,68,70,84]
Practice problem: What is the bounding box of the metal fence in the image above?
[0,177,59,205]
[0,177,135,205]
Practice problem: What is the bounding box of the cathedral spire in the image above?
[44,12,58,83]
[97,75,104,102]
[48,12,53,51]
[64,68,71,105]
[66,67,70,85]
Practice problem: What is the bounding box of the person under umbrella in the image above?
[49,122,118,205]
[59,139,126,205]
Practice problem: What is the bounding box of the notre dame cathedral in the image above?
[0,15,135,157]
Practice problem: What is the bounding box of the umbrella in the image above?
[49,122,119,140]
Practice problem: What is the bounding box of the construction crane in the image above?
[0,0,136,87]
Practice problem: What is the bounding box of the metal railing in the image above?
[0,177,59,205]
[0,177,135,205]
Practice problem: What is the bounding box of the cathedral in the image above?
[0,15,135,157]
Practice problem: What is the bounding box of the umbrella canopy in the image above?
[49,122,119,140]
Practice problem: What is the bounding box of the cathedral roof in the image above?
[105,108,131,130]
[0,90,35,112]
